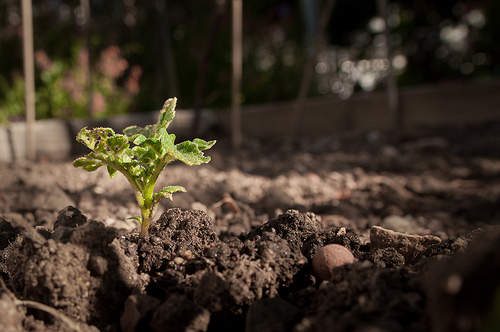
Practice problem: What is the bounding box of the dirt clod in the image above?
[370,225,442,265]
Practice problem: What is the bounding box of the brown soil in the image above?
[1,121,500,332]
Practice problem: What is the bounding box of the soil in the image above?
[1,121,500,332]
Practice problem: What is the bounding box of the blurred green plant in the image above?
[0,45,142,124]
[0,73,24,124]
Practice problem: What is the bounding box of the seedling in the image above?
[73,98,215,236]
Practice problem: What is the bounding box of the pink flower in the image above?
[125,65,143,95]
[78,49,89,67]
[34,50,53,70]
[91,92,107,114]
[97,45,129,79]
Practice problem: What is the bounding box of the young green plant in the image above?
[73,97,215,236]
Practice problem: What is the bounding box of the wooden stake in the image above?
[21,0,36,161]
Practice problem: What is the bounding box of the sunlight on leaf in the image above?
[73,97,215,237]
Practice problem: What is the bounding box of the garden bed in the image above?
[0,120,499,331]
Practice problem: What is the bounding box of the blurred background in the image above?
[0,0,499,146]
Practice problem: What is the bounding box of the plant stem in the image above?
[139,209,151,237]
[103,161,153,236]
[139,181,155,237]
[137,159,169,236]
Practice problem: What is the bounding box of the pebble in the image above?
[312,244,355,281]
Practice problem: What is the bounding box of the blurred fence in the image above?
[217,78,500,137]
[1,79,499,162]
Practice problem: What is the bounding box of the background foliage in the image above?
[0,0,498,122]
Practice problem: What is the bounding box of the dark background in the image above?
[0,0,498,121]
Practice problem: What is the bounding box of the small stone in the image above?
[180,250,194,260]
[173,256,185,265]
[370,225,441,265]
[312,244,355,281]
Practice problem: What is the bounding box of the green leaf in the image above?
[84,164,102,172]
[144,139,163,156]
[132,134,148,145]
[73,156,90,167]
[140,149,157,164]
[174,140,213,165]
[119,153,132,164]
[129,164,144,177]
[76,127,97,150]
[130,145,148,156]
[127,216,142,223]
[95,127,115,137]
[159,131,177,156]
[73,156,104,172]
[157,97,177,130]
[107,165,119,178]
[192,138,217,151]
[123,125,153,138]
[95,138,109,154]
[154,186,186,201]
[107,134,128,153]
